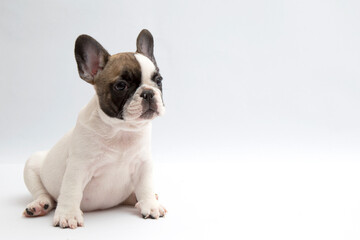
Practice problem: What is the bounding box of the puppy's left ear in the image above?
[136,29,157,65]
[74,35,110,84]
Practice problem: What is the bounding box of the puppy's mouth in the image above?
[140,109,157,119]
[140,102,159,120]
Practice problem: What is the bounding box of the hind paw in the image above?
[23,195,55,217]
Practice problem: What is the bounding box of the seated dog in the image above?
[23,29,167,228]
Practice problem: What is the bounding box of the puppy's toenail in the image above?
[44,204,49,209]
[26,208,33,216]
[32,208,36,212]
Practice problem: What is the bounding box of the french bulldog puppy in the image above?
[23,29,167,229]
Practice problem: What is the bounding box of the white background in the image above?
[0,0,360,239]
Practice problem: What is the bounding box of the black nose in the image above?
[140,90,154,101]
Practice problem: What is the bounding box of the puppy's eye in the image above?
[113,81,127,91]
[155,76,163,87]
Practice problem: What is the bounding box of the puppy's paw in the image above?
[135,199,167,219]
[23,195,55,217]
[53,207,84,229]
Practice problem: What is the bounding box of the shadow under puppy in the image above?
[23,29,167,229]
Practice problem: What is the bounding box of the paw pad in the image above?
[25,208,34,216]
[23,197,54,217]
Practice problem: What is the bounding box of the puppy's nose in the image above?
[140,90,154,101]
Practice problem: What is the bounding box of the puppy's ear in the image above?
[74,35,110,84]
[136,29,157,65]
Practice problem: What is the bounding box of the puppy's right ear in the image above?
[74,35,110,84]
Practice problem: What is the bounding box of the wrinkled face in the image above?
[94,53,164,121]
[74,29,165,122]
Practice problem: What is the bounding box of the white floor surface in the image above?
[1,154,360,239]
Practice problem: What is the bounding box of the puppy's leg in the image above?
[53,161,88,229]
[23,151,55,217]
[134,161,167,219]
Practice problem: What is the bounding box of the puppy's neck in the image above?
[78,96,151,135]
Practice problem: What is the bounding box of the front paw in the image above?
[135,199,167,219]
[53,206,84,229]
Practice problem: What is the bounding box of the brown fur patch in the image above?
[94,53,142,118]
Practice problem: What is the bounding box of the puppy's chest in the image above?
[89,133,146,176]
[81,134,144,210]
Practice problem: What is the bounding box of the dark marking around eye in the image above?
[151,72,160,81]
[151,72,163,87]
[121,71,131,81]
[95,52,143,119]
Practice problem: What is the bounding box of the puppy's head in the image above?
[74,29,164,122]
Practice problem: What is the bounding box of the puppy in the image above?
[23,29,167,229]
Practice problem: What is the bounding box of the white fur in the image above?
[23,54,166,228]
[135,53,156,86]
